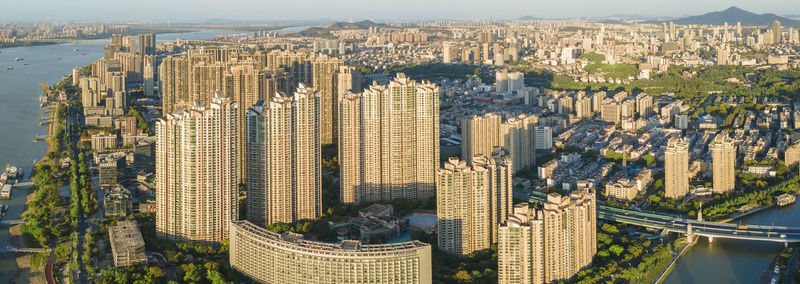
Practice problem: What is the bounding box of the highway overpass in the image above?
[517,190,800,244]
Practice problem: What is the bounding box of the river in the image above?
[0,29,233,283]
[665,202,800,283]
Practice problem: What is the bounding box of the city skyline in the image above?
[3,1,800,22]
[5,2,800,282]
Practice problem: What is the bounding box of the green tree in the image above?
[206,270,229,284]
[147,267,166,279]
[181,263,203,283]
[601,223,619,234]
[609,245,625,256]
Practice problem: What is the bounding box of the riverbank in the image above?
[0,27,195,50]
[8,189,45,284]
[718,204,775,223]
[655,237,693,284]
[0,41,58,49]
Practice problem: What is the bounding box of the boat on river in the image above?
[0,165,23,183]
[777,193,795,207]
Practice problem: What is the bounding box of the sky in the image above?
[1,0,800,23]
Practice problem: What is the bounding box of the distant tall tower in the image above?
[156,94,238,244]
[436,149,512,256]
[710,133,736,193]
[669,22,676,38]
[72,67,81,86]
[245,85,321,226]
[501,114,537,171]
[461,113,502,159]
[338,74,439,204]
[664,137,690,199]
[336,66,362,100]
[736,22,742,37]
[143,61,154,98]
[717,45,729,65]
[636,93,653,117]
[139,33,156,56]
[122,36,137,53]
[773,20,783,44]
[601,98,621,124]
[311,56,343,146]
[335,65,361,141]
[443,42,452,63]
[575,97,592,118]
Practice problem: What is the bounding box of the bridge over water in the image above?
[519,190,800,244]
[0,219,24,226]
[0,246,52,253]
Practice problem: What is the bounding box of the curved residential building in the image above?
[230,221,432,284]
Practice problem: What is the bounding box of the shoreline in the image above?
[655,239,694,284]
[0,28,196,50]
[718,204,776,223]
[8,189,45,284]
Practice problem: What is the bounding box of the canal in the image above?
[665,201,800,283]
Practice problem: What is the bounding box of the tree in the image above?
[147,267,166,279]
[597,233,613,246]
[641,155,656,167]
[181,263,203,283]
[207,270,229,284]
[609,245,625,256]
[454,270,473,282]
[653,179,664,190]
[601,224,619,234]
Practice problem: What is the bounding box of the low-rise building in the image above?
[104,188,133,217]
[98,155,125,186]
[744,164,777,177]
[109,220,147,267]
[605,178,638,201]
[91,134,118,151]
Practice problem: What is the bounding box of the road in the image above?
[45,243,55,284]
[784,246,800,284]
[64,102,89,284]
[519,190,800,244]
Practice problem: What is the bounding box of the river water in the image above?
[0,29,233,283]
[665,202,800,283]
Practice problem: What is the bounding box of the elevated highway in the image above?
[518,190,800,244]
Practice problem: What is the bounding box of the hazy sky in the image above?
[2,0,800,22]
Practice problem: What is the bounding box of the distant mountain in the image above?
[673,6,800,26]
[603,14,674,21]
[328,20,383,30]
[518,15,543,21]
[296,20,384,37]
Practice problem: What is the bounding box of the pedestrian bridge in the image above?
[0,219,24,226]
[0,246,52,253]
[13,181,34,188]
[520,190,800,244]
